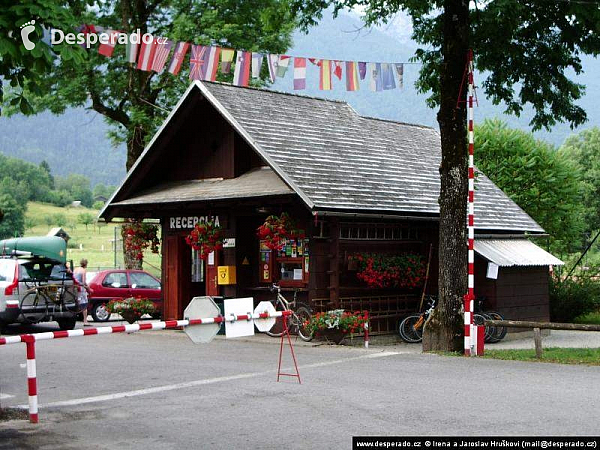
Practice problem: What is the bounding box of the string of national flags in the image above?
[85,26,407,92]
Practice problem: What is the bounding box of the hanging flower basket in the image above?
[349,253,426,289]
[256,212,304,250]
[185,220,224,259]
[122,220,160,261]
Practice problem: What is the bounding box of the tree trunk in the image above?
[422,0,470,352]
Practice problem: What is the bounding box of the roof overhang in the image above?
[474,239,564,267]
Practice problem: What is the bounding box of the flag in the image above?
[151,39,173,72]
[369,63,383,91]
[137,38,157,71]
[333,60,343,80]
[126,37,139,64]
[381,63,396,90]
[394,63,404,88]
[251,53,263,78]
[276,55,291,77]
[267,54,278,82]
[358,62,367,80]
[308,58,320,65]
[318,59,332,90]
[168,42,190,75]
[221,48,235,74]
[345,61,360,91]
[189,45,209,80]
[98,30,119,57]
[203,46,221,81]
[293,57,306,90]
[233,51,251,86]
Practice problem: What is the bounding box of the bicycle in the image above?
[265,284,314,342]
[20,282,81,324]
[474,297,507,343]
[398,296,436,343]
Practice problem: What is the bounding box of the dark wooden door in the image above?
[206,251,220,296]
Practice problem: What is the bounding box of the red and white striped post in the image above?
[464,49,476,356]
[363,311,369,349]
[23,335,38,423]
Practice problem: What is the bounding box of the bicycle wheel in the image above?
[473,313,494,342]
[399,315,423,343]
[20,291,48,324]
[294,306,314,342]
[485,311,507,342]
[265,302,285,337]
[62,286,83,314]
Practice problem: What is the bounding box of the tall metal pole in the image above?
[114,225,118,269]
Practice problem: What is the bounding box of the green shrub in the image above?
[549,276,600,323]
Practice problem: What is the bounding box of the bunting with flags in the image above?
[220,49,235,74]
[319,59,332,90]
[151,39,173,72]
[233,51,251,86]
[333,60,343,80]
[203,46,221,81]
[394,63,404,88]
[267,54,278,82]
[293,57,306,90]
[358,62,367,80]
[189,45,208,80]
[98,30,119,57]
[251,53,263,78]
[276,55,291,78]
[369,62,383,91]
[345,61,360,91]
[137,38,157,71]
[126,38,139,64]
[168,42,190,75]
[381,63,396,90]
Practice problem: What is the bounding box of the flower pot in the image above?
[120,310,142,324]
[319,328,347,344]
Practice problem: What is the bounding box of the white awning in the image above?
[474,239,564,267]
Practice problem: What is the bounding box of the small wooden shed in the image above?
[100,81,562,334]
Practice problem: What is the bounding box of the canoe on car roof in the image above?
[0,236,67,264]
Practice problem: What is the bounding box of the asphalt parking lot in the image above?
[1,322,599,449]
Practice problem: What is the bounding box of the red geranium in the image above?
[122,220,160,261]
[256,212,304,250]
[349,253,426,289]
[185,220,224,259]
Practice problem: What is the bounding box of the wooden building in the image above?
[100,81,562,334]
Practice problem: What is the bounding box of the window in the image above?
[0,260,16,282]
[339,223,420,241]
[102,272,128,288]
[191,249,204,283]
[130,272,160,289]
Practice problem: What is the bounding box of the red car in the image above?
[87,269,162,322]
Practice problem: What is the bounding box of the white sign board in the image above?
[253,301,276,332]
[183,296,221,344]
[223,238,236,248]
[486,262,499,280]
[224,297,255,338]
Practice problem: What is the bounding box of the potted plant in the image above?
[349,253,426,289]
[256,212,304,250]
[121,220,161,269]
[106,297,156,324]
[185,220,224,259]
[305,309,368,344]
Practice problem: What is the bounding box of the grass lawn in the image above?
[482,348,600,365]
[24,201,161,278]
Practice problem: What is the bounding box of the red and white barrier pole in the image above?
[23,336,38,423]
[0,310,291,422]
[464,49,476,356]
[364,311,369,349]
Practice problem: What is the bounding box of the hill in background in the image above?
[0,9,597,187]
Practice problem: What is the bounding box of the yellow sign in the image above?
[217,266,236,285]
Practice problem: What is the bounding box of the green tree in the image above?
[293,0,599,351]
[52,212,67,227]
[0,193,25,239]
[23,0,296,170]
[78,212,95,230]
[476,119,585,255]
[55,173,93,207]
[39,160,54,189]
[560,127,600,237]
[0,0,83,114]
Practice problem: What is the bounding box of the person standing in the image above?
[73,259,91,326]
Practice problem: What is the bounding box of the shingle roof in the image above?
[199,82,543,233]
[112,167,293,206]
